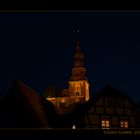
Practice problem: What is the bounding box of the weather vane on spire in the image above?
[75,24,80,51]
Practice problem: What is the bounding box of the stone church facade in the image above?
[46,41,89,114]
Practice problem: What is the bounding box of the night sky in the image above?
[1,12,140,103]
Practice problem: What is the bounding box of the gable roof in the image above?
[0,80,49,128]
[89,84,135,106]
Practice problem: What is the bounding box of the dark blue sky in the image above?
[0,12,140,103]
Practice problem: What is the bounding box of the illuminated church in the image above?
[45,40,89,114]
[0,38,136,129]
[43,40,135,129]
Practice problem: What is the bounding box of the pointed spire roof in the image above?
[75,24,81,51]
[74,39,84,56]
[76,39,80,51]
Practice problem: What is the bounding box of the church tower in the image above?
[69,40,89,102]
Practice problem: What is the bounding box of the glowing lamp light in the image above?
[72,125,76,129]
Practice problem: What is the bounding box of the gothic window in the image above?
[120,120,128,128]
[101,120,110,129]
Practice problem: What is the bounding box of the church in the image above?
[45,40,90,114]
[43,40,136,129]
[0,39,137,129]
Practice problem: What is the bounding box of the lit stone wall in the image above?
[47,96,85,114]
[69,80,89,101]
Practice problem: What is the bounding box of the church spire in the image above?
[69,31,89,101]
[75,24,80,49]
[69,38,87,81]
[76,39,80,51]
[73,40,84,67]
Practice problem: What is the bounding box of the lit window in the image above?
[120,121,128,128]
[101,120,110,129]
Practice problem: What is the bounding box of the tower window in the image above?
[101,120,110,129]
[76,92,79,96]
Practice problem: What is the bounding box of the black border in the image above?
[0,128,140,139]
[0,2,140,139]
[0,2,140,11]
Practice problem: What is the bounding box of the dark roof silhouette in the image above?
[0,80,49,128]
[43,85,65,98]
[90,84,134,106]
